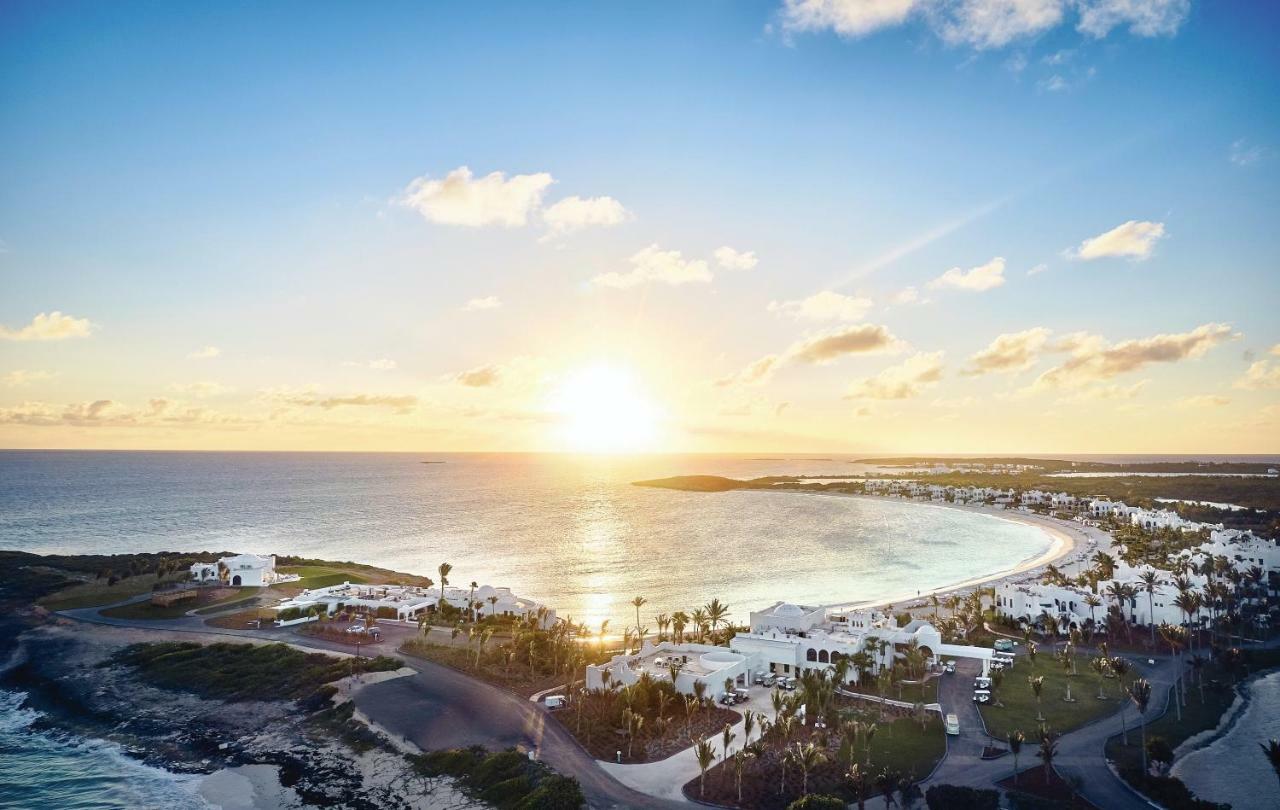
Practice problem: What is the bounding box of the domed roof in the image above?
[773,603,805,617]
[475,585,498,599]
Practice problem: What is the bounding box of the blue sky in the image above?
[1,1,1278,452]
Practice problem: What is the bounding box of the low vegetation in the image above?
[104,641,400,702]
[409,746,584,809]
[978,645,1120,740]
[100,586,258,620]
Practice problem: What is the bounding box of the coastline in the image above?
[760,488,1104,612]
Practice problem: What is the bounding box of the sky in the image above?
[1,0,1278,454]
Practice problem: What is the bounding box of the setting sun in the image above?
[548,365,660,453]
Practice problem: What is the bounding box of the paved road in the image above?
[58,600,683,809]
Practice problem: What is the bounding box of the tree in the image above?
[721,723,736,770]
[1128,678,1153,775]
[732,748,754,803]
[788,741,827,796]
[1139,570,1162,644]
[1007,730,1024,785]
[1090,655,1110,699]
[1110,656,1132,745]
[846,764,869,810]
[1261,739,1280,787]
[467,580,478,622]
[1036,726,1059,782]
[487,594,498,617]
[437,562,452,612]
[742,709,757,747]
[705,598,729,642]
[631,596,647,642]
[876,769,901,808]
[786,796,844,810]
[1027,675,1045,722]
[671,611,689,644]
[694,739,716,798]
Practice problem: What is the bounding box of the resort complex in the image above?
[274,580,555,626]
[189,554,300,587]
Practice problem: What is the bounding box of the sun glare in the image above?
[549,365,660,453]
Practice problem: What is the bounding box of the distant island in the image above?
[854,456,1280,474]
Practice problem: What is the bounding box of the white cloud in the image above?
[1039,74,1069,92]
[187,346,221,360]
[455,364,502,388]
[401,166,553,227]
[1235,359,1280,391]
[1034,322,1237,389]
[170,381,232,398]
[592,245,712,289]
[344,358,397,371]
[542,195,630,236]
[1071,220,1165,260]
[1027,263,1048,275]
[0,311,93,341]
[462,296,502,312]
[781,0,920,38]
[1229,138,1268,167]
[1065,379,1150,400]
[963,327,1051,375]
[1272,344,1280,357]
[927,257,1006,291]
[1076,0,1190,38]
[3,369,54,387]
[786,323,904,364]
[934,0,1065,49]
[714,246,759,271]
[715,355,781,387]
[846,351,945,400]
[768,291,873,322]
[891,286,923,305]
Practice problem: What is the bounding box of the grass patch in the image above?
[409,746,585,809]
[978,654,1115,740]
[100,587,259,620]
[104,641,401,702]
[40,572,179,611]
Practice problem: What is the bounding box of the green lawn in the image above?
[278,566,369,590]
[862,715,947,778]
[978,654,1117,739]
[39,572,176,611]
[100,587,260,620]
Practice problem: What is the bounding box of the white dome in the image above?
[475,585,498,599]
[773,603,805,618]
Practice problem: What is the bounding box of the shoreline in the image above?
[760,488,1104,613]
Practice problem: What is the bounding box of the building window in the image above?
[806,648,818,662]
[819,650,830,664]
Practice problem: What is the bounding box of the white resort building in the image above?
[585,641,750,699]
[189,554,299,588]
[274,581,555,626]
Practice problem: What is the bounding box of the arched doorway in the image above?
[232,575,242,586]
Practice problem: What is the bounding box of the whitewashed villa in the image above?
[274,581,555,626]
[189,554,299,587]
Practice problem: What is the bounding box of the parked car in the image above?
[734,688,750,704]
[945,713,961,735]
[761,674,777,687]
[974,676,991,690]
[989,659,1008,671]
[943,660,956,674]
[346,623,366,633]
[972,690,991,704]
[993,639,1015,652]
[544,695,567,710]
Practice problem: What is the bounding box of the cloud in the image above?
[715,354,782,388]
[714,246,759,271]
[768,291,873,322]
[1071,220,1165,260]
[779,0,1188,49]
[169,381,232,398]
[787,323,904,365]
[1229,138,1268,167]
[0,398,259,428]
[1034,322,1237,389]
[401,166,553,227]
[0,311,93,341]
[927,257,1006,291]
[1272,344,1280,357]
[932,395,980,408]
[462,296,502,312]
[455,364,502,388]
[891,286,923,305]
[3,369,54,387]
[344,358,397,371]
[1076,0,1190,38]
[275,393,418,413]
[964,327,1051,375]
[187,346,221,360]
[542,195,630,236]
[1178,394,1230,409]
[1027,263,1049,276]
[1235,359,1280,391]
[1065,379,1150,400]
[592,244,712,289]
[846,351,945,400]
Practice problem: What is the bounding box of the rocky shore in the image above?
[2,620,480,810]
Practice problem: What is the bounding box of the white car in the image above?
[973,690,991,704]
[943,660,956,674]
[544,695,567,710]
[974,676,992,690]
[945,713,960,735]
[346,623,366,633]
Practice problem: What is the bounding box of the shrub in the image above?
[412,747,485,778]
[788,795,846,810]
[469,750,530,789]
[479,775,533,807]
[514,774,585,809]
[375,606,398,619]
[925,784,1000,810]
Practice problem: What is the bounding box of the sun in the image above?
[548,365,660,453]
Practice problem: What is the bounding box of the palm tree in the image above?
[631,596,647,639]
[1028,675,1045,722]
[654,612,670,641]
[1129,678,1153,775]
[691,607,709,643]
[1008,730,1025,785]
[597,618,610,649]
[731,748,753,803]
[705,598,729,642]
[790,741,826,796]
[721,723,736,769]
[1037,727,1059,782]
[742,710,757,747]
[1090,656,1110,699]
[1084,594,1103,629]
[486,594,498,617]
[468,581,478,622]
[671,611,689,644]
[437,562,452,612]
[1111,656,1132,744]
[694,739,716,798]
[846,763,868,810]
[1260,739,1280,787]
[862,722,877,767]
[1133,569,1158,638]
